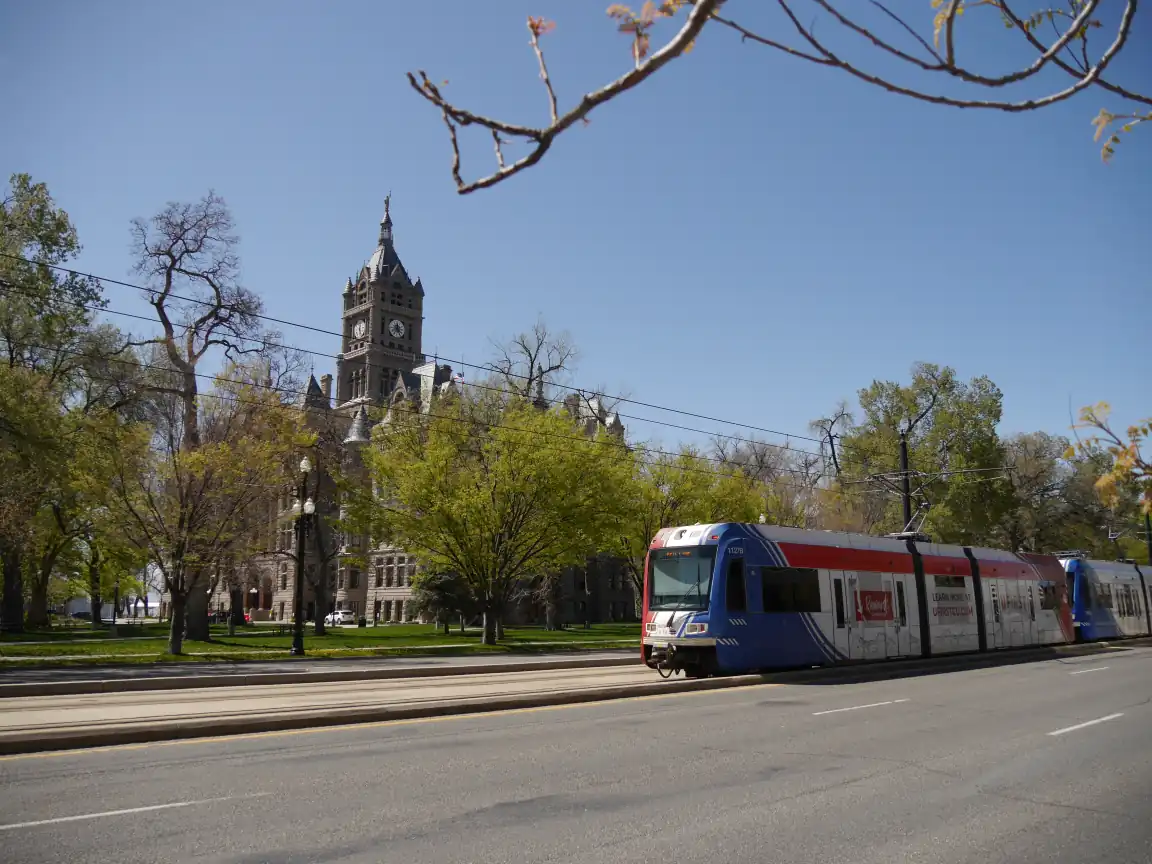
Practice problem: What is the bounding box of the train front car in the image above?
[1060,554,1151,641]
[642,522,869,677]
[641,524,725,678]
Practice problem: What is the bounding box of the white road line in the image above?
[812,699,909,716]
[1047,713,1124,737]
[0,795,260,832]
[1069,666,1110,675]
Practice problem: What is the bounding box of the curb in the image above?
[0,655,640,699]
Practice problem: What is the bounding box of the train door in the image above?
[850,570,888,660]
[880,576,899,656]
[893,576,912,656]
[988,581,1005,648]
[828,571,854,660]
[1022,581,1038,645]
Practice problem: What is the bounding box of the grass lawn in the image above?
[0,621,170,642]
[0,622,641,665]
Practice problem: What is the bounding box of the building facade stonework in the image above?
[167,198,636,627]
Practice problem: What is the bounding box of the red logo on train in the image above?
[856,590,894,622]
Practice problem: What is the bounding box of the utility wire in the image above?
[6,336,833,494]
[0,273,870,469]
[0,252,865,456]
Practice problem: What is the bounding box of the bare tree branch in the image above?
[407,0,721,193]
[411,0,1146,193]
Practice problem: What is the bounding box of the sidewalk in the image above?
[0,650,639,697]
[0,664,746,755]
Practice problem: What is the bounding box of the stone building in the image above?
[170,197,636,627]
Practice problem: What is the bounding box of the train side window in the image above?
[1098,583,1112,610]
[1028,585,1035,621]
[761,567,821,613]
[727,558,747,613]
[833,578,846,628]
[896,581,907,626]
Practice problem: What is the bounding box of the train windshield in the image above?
[648,546,717,611]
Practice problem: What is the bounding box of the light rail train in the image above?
[641,523,1150,678]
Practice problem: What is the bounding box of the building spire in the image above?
[378,192,393,247]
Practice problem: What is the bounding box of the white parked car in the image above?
[324,609,356,626]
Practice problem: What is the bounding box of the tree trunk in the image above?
[168,592,186,655]
[184,570,210,641]
[459,614,466,634]
[88,548,102,626]
[26,578,50,628]
[313,579,328,636]
[0,538,22,633]
[481,605,497,645]
[228,588,244,635]
[226,589,238,636]
[181,374,201,451]
[543,575,561,631]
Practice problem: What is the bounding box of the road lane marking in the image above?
[1047,713,1124,737]
[1069,666,1110,675]
[812,699,909,716]
[0,794,265,831]
[0,683,784,762]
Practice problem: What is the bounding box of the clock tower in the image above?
[335,195,426,407]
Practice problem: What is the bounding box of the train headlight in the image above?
[685,622,708,635]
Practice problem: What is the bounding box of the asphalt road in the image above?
[0,649,636,684]
[2,647,1150,864]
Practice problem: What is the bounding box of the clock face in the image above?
[353,320,367,339]
[389,319,406,338]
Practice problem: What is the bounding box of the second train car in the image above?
[641,523,1149,678]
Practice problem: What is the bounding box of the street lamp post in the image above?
[291,457,315,656]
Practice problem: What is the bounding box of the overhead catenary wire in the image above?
[5,335,835,495]
[3,254,1008,477]
[0,274,877,472]
[0,252,874,460]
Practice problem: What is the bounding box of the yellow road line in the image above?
[0,682,779,762]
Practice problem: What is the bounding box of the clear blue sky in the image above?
[2,1,1149,456]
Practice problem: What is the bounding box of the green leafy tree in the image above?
[358,393,631,644]
[408,570,476,634]
[834,363,1013,544]
[604,445,761,615]
[1069,403,1151,514]
[102,372,310,654]
[0,174,137,632]
[409,2,1149,194]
